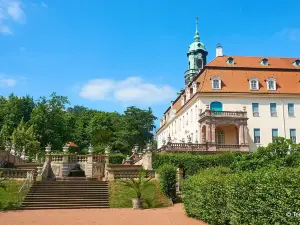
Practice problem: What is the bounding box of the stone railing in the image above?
[106,165,155,181]
[199,110,247,121]
[0,168,33,179]
[157,142,249,153]
[49,154,106,163]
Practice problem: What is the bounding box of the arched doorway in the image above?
[216,128,225,144]
[210,101,223,111]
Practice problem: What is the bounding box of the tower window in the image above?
[226,57,234,65]
[261,58,269,66]
[196,58,203,68]
[249,78,259,90]
[293,59,300,67]
[266,78,276,91]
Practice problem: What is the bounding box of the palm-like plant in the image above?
[0,172,6,190]
[121,169,152,209]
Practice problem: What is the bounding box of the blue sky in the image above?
[0,0,300,128]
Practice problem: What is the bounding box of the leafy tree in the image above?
[11,119,40,157]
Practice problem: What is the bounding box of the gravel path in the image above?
[0,204,208,225]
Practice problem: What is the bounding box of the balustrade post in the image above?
[86,144,93,178]
[61,143,70,177]
[104,146,111,181]
[238,124,244,145]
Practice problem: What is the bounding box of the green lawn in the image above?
[0,180,23,210]
[109,180,172,208]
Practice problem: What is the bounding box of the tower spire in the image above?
[194,17,200,42]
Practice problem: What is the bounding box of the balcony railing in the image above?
[200,110,247,121]
[156,142,249,153]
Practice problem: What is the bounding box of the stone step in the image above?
[22,202,109,206]
[20,205,109,210]
[23,199,109,203]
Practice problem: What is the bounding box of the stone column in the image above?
[176,168,183,193]
[143,150,153,170]
[45,144,52,163]
[86,144,93,178]
[104,146,111,181]
[206,125,211,143]
[211,124,216,144]
[62,143,70,177]
[239,124,244,145]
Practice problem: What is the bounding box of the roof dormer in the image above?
[261,58,269,66]
[249,77,259,90]
[211,76,221,90]
[266,78,276,91]
[226,57,234,65]
[293,59,300,67]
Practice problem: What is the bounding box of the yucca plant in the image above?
[0,172,6,190]
[121,169,152,209]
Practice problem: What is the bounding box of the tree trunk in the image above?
[132,198,143,209]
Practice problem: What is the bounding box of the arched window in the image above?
[216,128,225,144]
[210,101,223,111]
[196,58,203,68]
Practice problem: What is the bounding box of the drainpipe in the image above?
[282,99,287,138]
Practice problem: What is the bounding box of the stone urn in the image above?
[132,198,143,209]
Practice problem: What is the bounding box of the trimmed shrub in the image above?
[153,152,239,176]
[109,153,126,164]
[158,164,177,202]
[183,167,300,225]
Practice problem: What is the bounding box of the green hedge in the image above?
[109,153,126,164]
[153,152,240,176]
[183,167,300,225]
[158,164,177,202]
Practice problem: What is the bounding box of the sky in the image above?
[0,0,300,128]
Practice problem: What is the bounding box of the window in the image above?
[266,78,276,90]
[227,57,234,65]
[272,129,278,143]
[254,128,260,144]
[288,103,295,117]
[250,79,259,90]
[212,79,221,90]
[293,59,300,67]
[270,103,277,117]
[196,58,203,68]
[216,129,225,144]
[290,129,297,143]
[261,58,269,66]
[252,103,259,117]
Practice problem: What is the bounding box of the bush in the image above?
[153,152,239,176]
[158,164,177,202]
[109,153,126,164]
[183,167,300,225]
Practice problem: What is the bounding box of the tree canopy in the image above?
[0,93,157,156]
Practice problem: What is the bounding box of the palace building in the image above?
[156,20,300,152]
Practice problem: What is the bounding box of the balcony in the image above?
[156,142,249,153]
[199,110,247,122]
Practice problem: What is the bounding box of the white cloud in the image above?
[0,24,12,35]
[0,0,25,35]
[276,28,300,41]
[41,2,48,8]
[79,76,176,106]
[0,74,17,87]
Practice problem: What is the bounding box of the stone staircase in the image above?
[21,179,109,209]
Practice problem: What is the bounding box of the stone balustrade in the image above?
[0,168,33,179]
[199,110,247,122]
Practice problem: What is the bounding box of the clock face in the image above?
[197,53,202,57]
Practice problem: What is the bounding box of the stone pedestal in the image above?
[85,155,93,178]
[61,155,69,177]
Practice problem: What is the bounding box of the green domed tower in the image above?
[184,17,208,84]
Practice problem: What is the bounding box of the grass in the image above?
[109,180,173,208]
[0,180,23,210]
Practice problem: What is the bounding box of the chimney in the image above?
[216,43,223,57]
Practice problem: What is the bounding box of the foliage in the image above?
[109,153,126,164]
[153,152,239,177]
[0,180,23,210]
[231,137,300,171]
[109,180,172,208]
[0,93,157,155]
[121,170,153,199]
[183,167,300,225]
[11,119,40,158]
[157,164,177,202]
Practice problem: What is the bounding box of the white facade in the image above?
[157,94,300,151]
